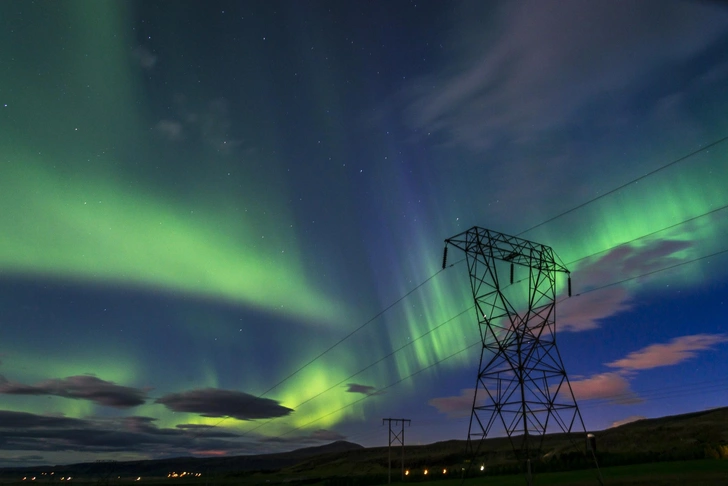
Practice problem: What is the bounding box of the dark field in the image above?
[1,459,726,485]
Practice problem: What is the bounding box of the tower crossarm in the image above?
[444,226,569,274]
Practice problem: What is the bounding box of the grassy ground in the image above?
[384,459,728,486]
[0,460,725,485]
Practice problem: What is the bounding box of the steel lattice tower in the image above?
[443,227,600,484]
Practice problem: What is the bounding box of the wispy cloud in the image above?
[428,388,474,419]
[154,97,243,153]
[406,0,728,151]
[0,375,147,408]
[433,332,726,413]
[560,238,694,331]
[559,287,632,332]
[607,334,728,371]
[566,333,727,404]
[155,120,184,141]
[133,46,157,69]
[155,388,293,421]
[568,372,640,404]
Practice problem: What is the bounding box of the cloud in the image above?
[174,424,240,438]
[154,97,243,152]
[155,120,184,140]
[308,429,346,441]
[568,373,640,404]
[0,410,90,429]
[155,388,293,421]
[0,454,47,466]
[0,375,147,408]
[428,388,475,419]
[199,98,241,153]
[559,287,631,332]
[559,238,694,331]
[406,0,728,151]
[345,383,384,396]
[610,415,645,428]
[607,334,728,371]
[133,46,157,69]
[565,333,728,406]
[0,410,260,459]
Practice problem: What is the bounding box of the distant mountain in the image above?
[0,440,364,479]
[1,407,726,481]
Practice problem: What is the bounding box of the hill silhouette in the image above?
[0,407,726,481]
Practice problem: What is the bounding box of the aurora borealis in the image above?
[1,0,728,467]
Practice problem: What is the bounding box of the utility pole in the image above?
[382,418,410,483]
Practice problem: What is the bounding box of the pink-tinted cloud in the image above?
[575,239,692,289]
[261,428,346,444]
[568,373,640,404]
[558,238,693,332]
[309,429,347,441]
[194,449,228,456]
[559,287,632,332]
[607,334,728,371]
[610,415,646,428]
[428,389,475,419]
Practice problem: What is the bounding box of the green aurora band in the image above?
[1,0,727,441]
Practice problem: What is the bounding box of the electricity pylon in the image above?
[383,418,410,484]
[443,226,602,485]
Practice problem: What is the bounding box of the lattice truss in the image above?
[444,226,584,463]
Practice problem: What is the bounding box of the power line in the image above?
[263,245,728,441]
[570,247,728,296]
[580,377,728,410]
[565,202,728,267]
[240,305,473,437]
[240,237,726,438]
[274,341,480,438]
[223,136,728,434]
[369,376,728,430]
[202,137,728,437]
[258,267,449,398]
[198,259,465,434]
[516,134,728,237]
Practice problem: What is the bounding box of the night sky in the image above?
[1,0,728,467]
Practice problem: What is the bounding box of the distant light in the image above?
[480,465,485,471]
[404,470,409,476]
[443,469,447,474]
[424,469,428,475]
[136,477,141,481]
